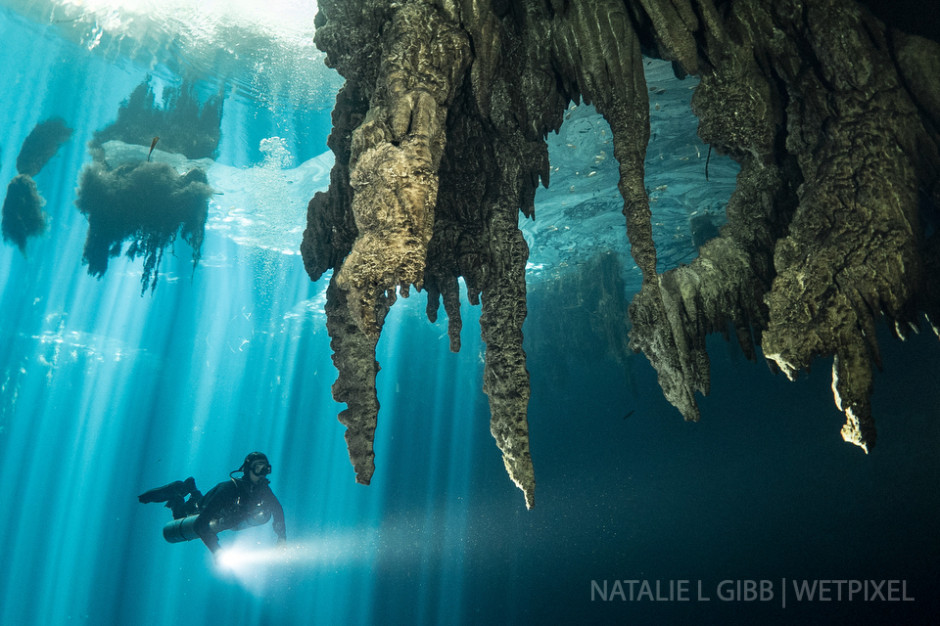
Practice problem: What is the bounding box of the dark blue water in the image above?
[2,5,939,625]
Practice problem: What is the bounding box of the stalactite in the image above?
[552,0,656,281]
[308,1,472,486]
[324,278,389,484]
[480,199,534,509]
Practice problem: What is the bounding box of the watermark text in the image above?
[590,578,915,608]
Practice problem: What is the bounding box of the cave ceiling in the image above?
[301,0,940,507]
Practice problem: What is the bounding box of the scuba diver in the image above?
[138,452,286,554]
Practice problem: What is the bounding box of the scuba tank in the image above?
[163,515,220,543]
[162,506,272,543]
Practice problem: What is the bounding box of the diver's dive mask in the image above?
[250,460,272,476]
[237,452,272,477]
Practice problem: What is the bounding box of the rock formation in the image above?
[303,0,940,505]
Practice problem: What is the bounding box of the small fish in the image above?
[623,409,635,420]
[147,136,159,162]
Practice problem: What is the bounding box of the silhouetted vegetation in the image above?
[76,161,213,294]
[16,117,73,176]
[74,78,223,292]
[90,80,223,160]
[1,175,46,253]
[1,117,74,253]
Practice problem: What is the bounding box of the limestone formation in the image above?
[303,0,940,505]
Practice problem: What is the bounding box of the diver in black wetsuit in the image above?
[139,452,287,554]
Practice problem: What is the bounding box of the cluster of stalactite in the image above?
[627,0,940,454]
[302,0,940,506]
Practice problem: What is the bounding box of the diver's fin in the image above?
[138,478,194,504]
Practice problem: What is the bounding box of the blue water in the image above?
[2,5,939,625]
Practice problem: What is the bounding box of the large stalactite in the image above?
[302,0,940,506]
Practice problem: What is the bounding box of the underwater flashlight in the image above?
[215,547,248,571]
